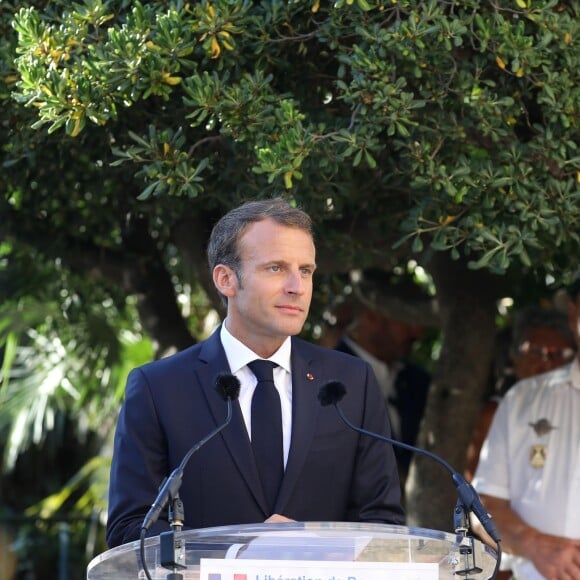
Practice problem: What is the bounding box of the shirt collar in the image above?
[220,321,292,374]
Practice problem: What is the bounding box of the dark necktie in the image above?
[248,359,283,512]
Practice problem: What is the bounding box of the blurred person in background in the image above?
[332,269,434,490]
[464,305,576,482]
[473,277,580,579]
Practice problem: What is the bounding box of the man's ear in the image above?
[213,264,238,298]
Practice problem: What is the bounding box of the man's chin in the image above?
[278,320,306,337]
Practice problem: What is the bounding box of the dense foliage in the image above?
[7,0,580,272]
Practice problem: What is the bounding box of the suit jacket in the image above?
[334,338,431,473]
[106,328,405,548]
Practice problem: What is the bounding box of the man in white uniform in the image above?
[473,276,580,579]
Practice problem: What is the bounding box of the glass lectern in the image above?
[87,522,497,579]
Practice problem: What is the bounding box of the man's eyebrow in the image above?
[264,259,316,268]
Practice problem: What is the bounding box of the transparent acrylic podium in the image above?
[87,521,498,579]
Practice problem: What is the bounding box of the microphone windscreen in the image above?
[215,373,241,401]
[318,380,347,406]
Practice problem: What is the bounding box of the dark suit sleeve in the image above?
[106,368,172,547]
[346,361,406,524]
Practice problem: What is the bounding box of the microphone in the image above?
[318,381,501,545]
[141,372,241,532]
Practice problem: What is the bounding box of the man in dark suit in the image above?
[106,198,404,548]
[332,269,432,488]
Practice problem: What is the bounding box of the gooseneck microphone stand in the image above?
[318,380,503,580]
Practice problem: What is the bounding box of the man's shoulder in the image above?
[507,363,573,400]
[333,337,357,357]
[499,365,574,419]
[293,336,369,366]
[136,338,210,376]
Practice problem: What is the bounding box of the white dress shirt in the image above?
[341,336,402,439]
[220,322,292,468]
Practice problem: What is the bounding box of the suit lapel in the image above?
[197,329,267,511]
[276,339,321,510]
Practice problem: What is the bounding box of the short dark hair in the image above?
[207,197,313,303]
[510,305,574,357]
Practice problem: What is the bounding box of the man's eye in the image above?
[270,265,281,272]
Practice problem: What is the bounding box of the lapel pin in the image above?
[306,373,314,381]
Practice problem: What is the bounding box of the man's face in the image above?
[355,308,423,364]
[512,325,576,380]
[215,218,316,357]
[377,313,423,364]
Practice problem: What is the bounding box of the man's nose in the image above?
[286,270,306,294]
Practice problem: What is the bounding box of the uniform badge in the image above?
[528,418,557,437]
[530,444,546,468]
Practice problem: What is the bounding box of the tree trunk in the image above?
[406,252,500,531]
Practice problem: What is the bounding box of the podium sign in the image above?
[200,558,439,579]
[87,522,497,579]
